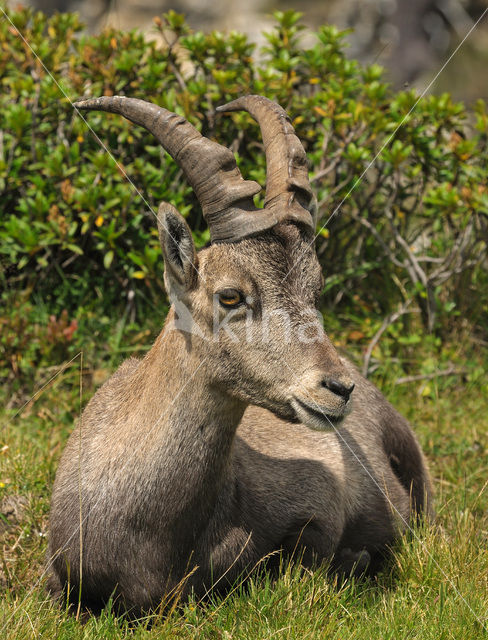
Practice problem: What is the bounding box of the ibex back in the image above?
[48,95,432,615]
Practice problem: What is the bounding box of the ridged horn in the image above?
[216,95,317,231]
[73,95,278,243]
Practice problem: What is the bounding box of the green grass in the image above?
[0,343,487,639]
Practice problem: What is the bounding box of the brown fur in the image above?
[47,212,432,615]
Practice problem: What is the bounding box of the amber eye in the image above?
[217,288,244,308]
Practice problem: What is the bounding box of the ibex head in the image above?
[75,95,354,427]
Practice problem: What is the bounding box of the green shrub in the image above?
[0,6,487,388]
[0,292,72,374]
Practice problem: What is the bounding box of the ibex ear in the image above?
[157,202,198,301]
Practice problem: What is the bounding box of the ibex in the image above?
[48,95,432,615]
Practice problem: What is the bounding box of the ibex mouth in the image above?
[290,396,346,432]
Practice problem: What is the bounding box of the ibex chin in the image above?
[48,95,432,615]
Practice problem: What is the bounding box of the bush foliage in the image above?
[1,6,487,388]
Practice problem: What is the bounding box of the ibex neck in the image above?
[127,310,245,537]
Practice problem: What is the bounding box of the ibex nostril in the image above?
[322,378,355,400]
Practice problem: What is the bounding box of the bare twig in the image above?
[317,127,331,173]
[348,209,406,269]
[384,206,436,329]
[158,27,187,94]
[430,220,474,283]
[311,154,342,183]
[30,69,41,162]
[56,119,70,150]
[313,126,366,184]
[318,171,354,210]
[362,301,420,377]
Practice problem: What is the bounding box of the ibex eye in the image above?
[217,289,244,308]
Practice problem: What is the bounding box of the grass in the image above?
[0,338,487,639]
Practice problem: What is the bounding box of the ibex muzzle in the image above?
[48,95,432,615]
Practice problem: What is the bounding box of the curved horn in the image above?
[74,96,278,243]
[216,95,317,231]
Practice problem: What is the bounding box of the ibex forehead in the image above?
[198,225,322,300]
